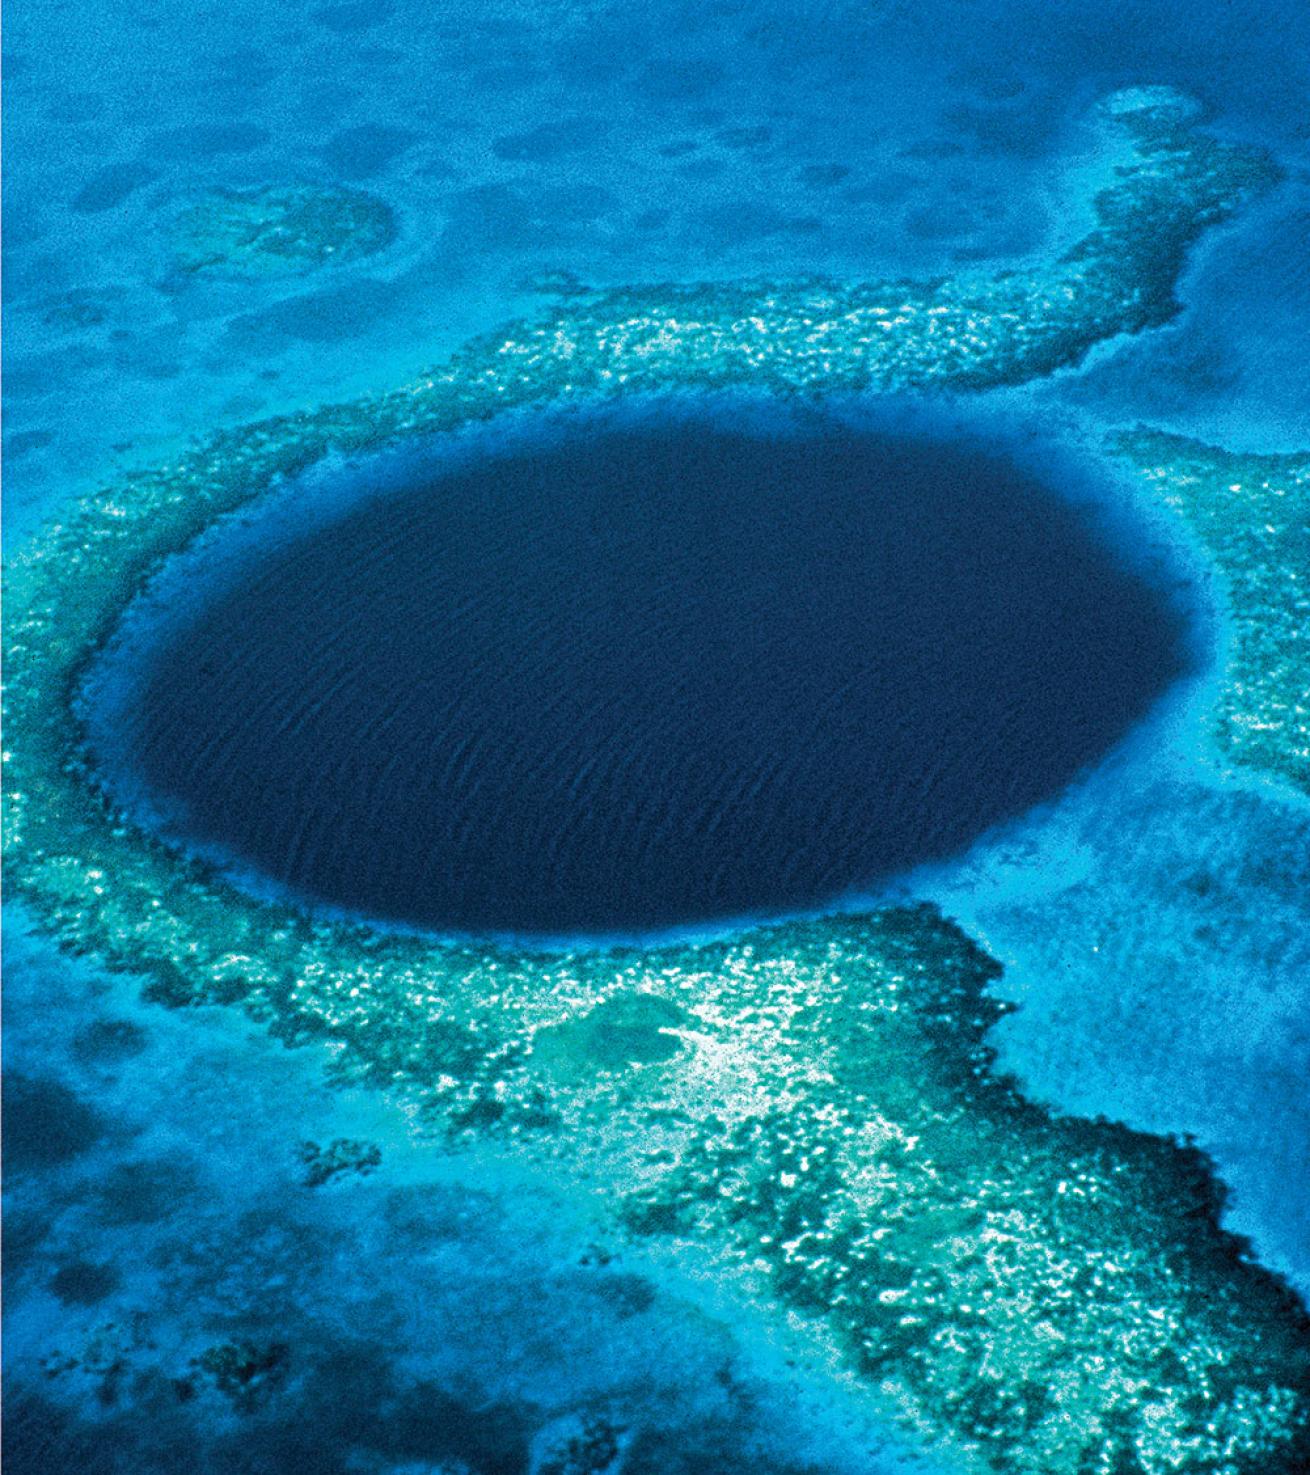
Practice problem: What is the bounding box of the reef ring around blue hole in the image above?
[82,397,1197,941]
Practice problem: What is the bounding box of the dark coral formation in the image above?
[193,1339,291,1411]
[297,1137,382,1188]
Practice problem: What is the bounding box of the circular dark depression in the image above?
[91,407,1194,939]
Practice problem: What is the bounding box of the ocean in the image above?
[4,2,1309,1472]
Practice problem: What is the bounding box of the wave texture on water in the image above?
[87,409,1193,939]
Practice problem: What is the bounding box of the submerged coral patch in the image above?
[167,183,397,280]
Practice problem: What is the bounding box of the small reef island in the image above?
[5,87,1310,1474]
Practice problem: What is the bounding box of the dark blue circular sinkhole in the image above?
[96,404,1194,939]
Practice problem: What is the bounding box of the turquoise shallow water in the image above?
[4,3,1310,1472]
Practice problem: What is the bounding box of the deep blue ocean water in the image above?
[5,1,1310,1471]
[87,404,1190,939]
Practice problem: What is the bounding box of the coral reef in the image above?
[297,1137,383,1188]
[168,184,396,280]
[1117,430,1310,796]
[193,1339,291,1411]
